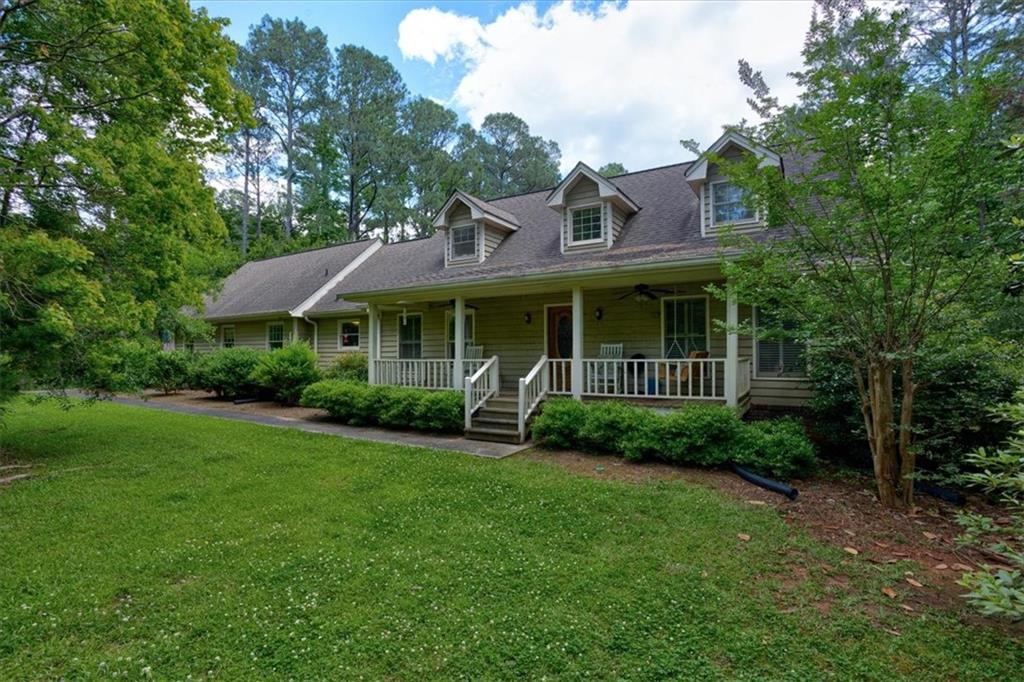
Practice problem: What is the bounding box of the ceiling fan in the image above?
[617,283,673,302]
[428,299,479,310]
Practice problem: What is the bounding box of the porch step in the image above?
[464,426,522,444]
[473,415,518,428]
[477,405,517,419]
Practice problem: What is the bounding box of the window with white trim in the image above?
[267,323,285,350]
[221,325,235,349]
[570,205,603,243]
[754,308,807,377]
[662,297,708,358]
[712,181,756,225]
[445,310,475,358]
[450,223,477,260]
[398,314,422,359]
[339,320,360,350]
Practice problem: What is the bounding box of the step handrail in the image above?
[464,355,500,429]
[517,355,549,441]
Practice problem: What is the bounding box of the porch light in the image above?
[523,312,532,324]
[594,307,604,321]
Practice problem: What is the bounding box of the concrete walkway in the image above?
[107,396,528,459]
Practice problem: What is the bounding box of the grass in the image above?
[0,399,1020,679]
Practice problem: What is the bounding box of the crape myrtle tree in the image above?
[0,0,242,401]
[700,3,1019,507]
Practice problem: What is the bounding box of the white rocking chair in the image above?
[594,343,623,393]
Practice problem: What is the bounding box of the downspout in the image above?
[303,315,319,354]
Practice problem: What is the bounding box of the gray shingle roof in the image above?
[203,240,377,319]
[454,190,521,227]
[320,162,723,299]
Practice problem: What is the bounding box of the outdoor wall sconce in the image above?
[594,307,604,321]
[523,312,532,324]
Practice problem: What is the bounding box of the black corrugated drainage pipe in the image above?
[730,463,799,500]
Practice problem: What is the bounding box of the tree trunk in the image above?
[898,357,917,507]
[868,360,902,507]
[241,130,251,256]
[255,166,263,239]
[284,110,294,239]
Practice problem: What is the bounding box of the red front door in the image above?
[547,306,572,391]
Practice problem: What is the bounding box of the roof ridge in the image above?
[242,238,376,265]
[484,160,696,203]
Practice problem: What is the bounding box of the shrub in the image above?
[192,347,262,399]
[250,342,321,405]
[148,350,195,394]
[534,399,817,478]
[300,380,463,433]
[736,418,818,479]
[532,399,587,450]
[323,353,368,382]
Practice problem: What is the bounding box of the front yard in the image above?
[1,399,1020,679]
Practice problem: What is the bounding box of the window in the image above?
[221,325,235,349]
[450,223,477,260]
[662,297,708,358]
[754,308,807,377]
[570,205,603,243]
[267,323,285,350]
[339,320,360,350]
[445,311,475,358]
[712,181,756,225]
[398,314,422,359]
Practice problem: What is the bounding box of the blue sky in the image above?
[193,1,813,173]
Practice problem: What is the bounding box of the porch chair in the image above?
[676,350,710,395]
[594,343,624,393]
[465,345,484,359]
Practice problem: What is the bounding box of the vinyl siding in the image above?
[314,314,369,369]
[482,224,504,259]
[703,145,763,237]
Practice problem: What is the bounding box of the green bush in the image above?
[250,342,321,405]
[148,350,196,394]
[736,418,818,479]
[531,399,587,449]
[300,380,463,433]
[533,399,817,478]
[192,347,262,399]
[809,339,1024,477]
[323,353,368,382]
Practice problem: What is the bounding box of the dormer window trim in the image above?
[567,203,606,247]
[449,221,479,262]
[709,179,760,228]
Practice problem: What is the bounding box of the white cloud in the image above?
[398,1,813,173]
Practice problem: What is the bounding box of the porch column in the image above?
[571,286,583,399]
[724,284,738,407]
[367,303,378,385]
[453,296,465,389]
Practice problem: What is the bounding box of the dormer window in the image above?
[711,181,757,226]
[450,223,478,260]
[570,205,604,244]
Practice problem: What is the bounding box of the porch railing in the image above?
[464,355,500,429]
[517,355,548,440]
[547,358,731,400]
[374,358,486,390]
[737,357,752,399]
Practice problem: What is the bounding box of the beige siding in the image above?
[611,204,627,243]
[450,203,472,223]
[703,144,763,237]
[565,176,600,205]
[483,224,504,259]
[379,306,446,359]
[314,314,369,369]
[184,317,307,353]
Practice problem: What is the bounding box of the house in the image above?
[193,132,811,443]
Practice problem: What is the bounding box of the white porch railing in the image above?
[548,358,733,400]
[464,355,500,429]
[374,358,485,390]
[517,355,549,440]
[737,357,752,399]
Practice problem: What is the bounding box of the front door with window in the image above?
[547,306,572,392]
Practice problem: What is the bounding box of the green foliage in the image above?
[300,380,462,433]
[323,351,369,382]
[250,342,321,405]
[956,393,1024,620]
[0,0,242,401]
[148,351,197,395]
[808,339,1024,476]
[533,400,817,479]
[597,162,628,177]
[739,419,819,480]
[192,348,263,399]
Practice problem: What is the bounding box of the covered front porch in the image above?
[358,267,754,442]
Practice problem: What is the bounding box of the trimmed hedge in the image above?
[191,347,262,399]
[323,353,368,382]
[301,379,463,434]
[251,342,321,405]
[533,398,817,479]
[148,350,196,395]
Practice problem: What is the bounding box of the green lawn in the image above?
[0,400,1019,679]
